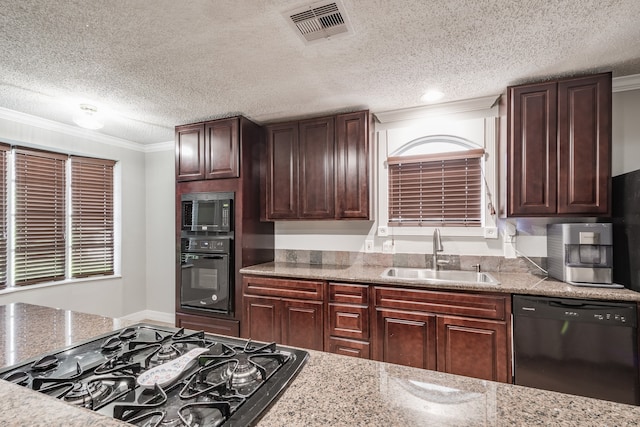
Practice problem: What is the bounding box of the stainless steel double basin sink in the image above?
[380,267,499,285]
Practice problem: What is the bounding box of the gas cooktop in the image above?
[0,324,308,426]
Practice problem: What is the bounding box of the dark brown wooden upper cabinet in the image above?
[175,123,205,181]
[264,110,370,221]
[266,122,299,219]
[204,118,239,179]
[299,117,335,219]
[504,72,611,217]
[507,82,558,216]
[175,117,240,182]
[336,111,369,219]
[557,74,611,215]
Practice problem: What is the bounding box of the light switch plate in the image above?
[382,240,394,254]
[378,226,388,236]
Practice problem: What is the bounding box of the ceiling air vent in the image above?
[285,0,354,43]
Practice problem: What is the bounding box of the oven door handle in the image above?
[202,255,225,260]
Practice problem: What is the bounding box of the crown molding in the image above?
[373,95,500,124]
[144,140,174,152]
[612,74,640,92]
[0,106,148,152]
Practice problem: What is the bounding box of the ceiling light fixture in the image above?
[421,90,444,103]
[73,104,104,130]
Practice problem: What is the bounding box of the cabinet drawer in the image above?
[328,337,370,359]
[243,276,323,300]
[176,313,239,337]
[374,287,507,320]
[328,303,369,340]
[328,282,369,304]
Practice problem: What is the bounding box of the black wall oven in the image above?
[180,236,232,314]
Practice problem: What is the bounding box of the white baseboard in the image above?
[119,310,175,325]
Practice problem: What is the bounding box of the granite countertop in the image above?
[0,303,131,427]
[2,302,640,426]
[240,262,640,302]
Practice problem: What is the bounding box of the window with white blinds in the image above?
[0,144,9,289]
[14,148,68,286]
[388,148,484,227]
[70,156,115,278]
[0,143,116,288]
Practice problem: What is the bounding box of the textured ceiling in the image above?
[1,0,640,145]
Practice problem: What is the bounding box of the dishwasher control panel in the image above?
[514,295,637,327]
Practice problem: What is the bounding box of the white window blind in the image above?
[70,156,115,278]
[14,148,67,285]
[388,148,484,227]
[0,144,9,289]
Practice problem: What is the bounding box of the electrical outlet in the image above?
[484,227,498,239]
[382,240,394,254]
[378,226,388,236]
[364,240,374,253]
[504,237,517,259]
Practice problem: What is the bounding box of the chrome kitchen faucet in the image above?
[433,228,444,270]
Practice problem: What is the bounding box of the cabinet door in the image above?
[281,299,324,351]
[266,123,299,219]
[175,123,205,181]
[557,73,611,215]
[298,117,335,218]
[374,308,437,370]
[508,82,557,215]
[335,111,369,219]
[204,118,239,179]
[243,295,281,343]
[437,315,509,383]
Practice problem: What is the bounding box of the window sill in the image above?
[0,275,122,295]
[387,226,487,238]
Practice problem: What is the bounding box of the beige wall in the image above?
[144,149,176,316]
[612,89,640,176]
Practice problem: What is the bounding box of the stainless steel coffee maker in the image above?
[547,223,619,287]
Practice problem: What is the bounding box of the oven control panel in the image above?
[181,237,231,253]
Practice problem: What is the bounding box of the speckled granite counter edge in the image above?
[240,262,640,302]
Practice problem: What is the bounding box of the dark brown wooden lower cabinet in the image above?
[175,312,240,337]
[328,337,370,358]
[243,295,280,343]
[281,299,324,351]
[241,277,511,383]
[374,308,437,370]
[371,286,511,383]
[437,315,509,383]
[243,295,324,351]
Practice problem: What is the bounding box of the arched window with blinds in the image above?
[387,135,484,227]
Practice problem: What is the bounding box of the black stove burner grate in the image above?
[0,324,308,426]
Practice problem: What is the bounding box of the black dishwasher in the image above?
[513,295,639,405]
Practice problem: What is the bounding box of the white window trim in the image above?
[375,110,499,239]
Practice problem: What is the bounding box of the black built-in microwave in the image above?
[181,192,233,232]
